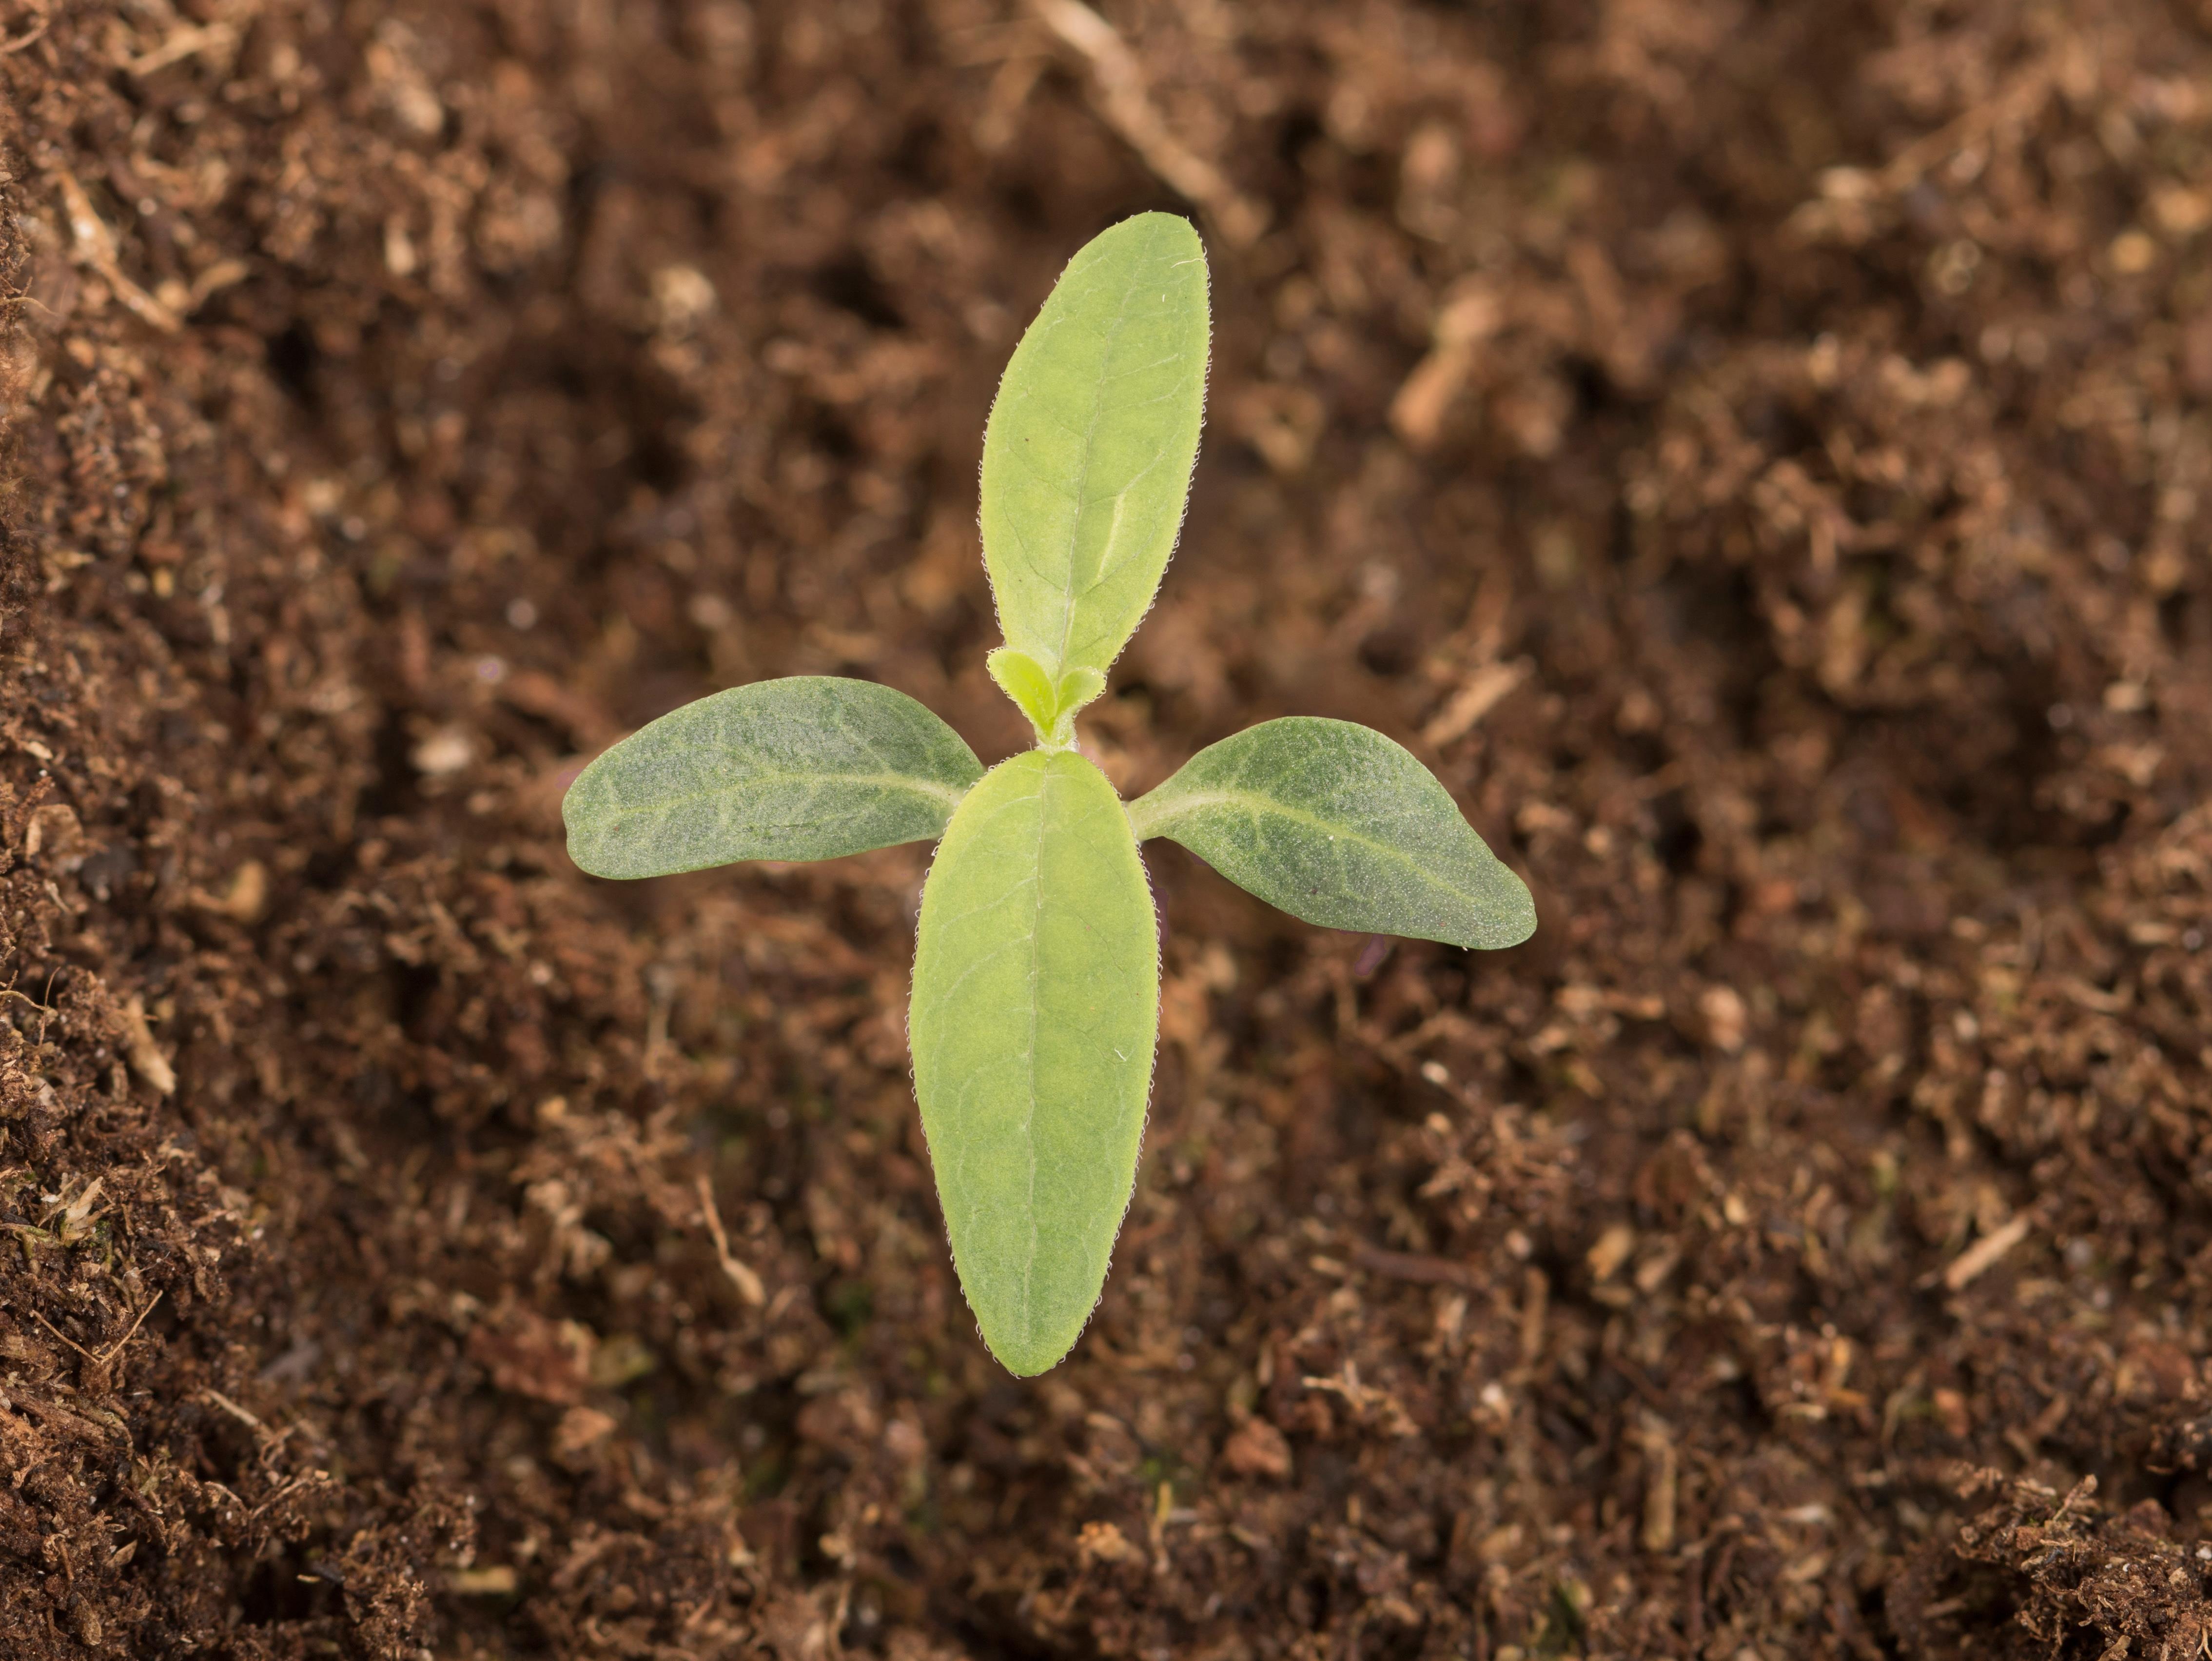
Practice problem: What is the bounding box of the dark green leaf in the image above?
[564,677,983,878]
[1128,717,1534,948]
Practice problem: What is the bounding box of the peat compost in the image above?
[3,2,2212,1657]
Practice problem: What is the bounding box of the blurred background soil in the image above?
[2,0,2212,1656]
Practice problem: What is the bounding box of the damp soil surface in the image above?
[4,2,2212,1657]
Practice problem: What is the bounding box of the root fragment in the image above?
[1029,0,1266,248]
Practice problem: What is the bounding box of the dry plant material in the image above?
[1028,0,1268,248]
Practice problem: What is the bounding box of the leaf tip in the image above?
[1465,873,1538,950]
[979,1318,1084,1379]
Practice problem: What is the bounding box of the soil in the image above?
[3,1,2212,1657]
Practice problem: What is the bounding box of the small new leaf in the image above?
[981,212,1209,680]
[908,751,1158,1376]
[1128,717,1535,949]
[1053,665,1108,722]
[564,677,984,878]
[987,648,1107,747]
[986,647,1059,737]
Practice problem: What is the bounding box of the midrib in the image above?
[613,768,970,817]
[1052,265,1147,667]
[1016,763,1052,1337]
[1134,788,1471,896]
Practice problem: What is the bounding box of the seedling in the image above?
[563,215,1535,1375]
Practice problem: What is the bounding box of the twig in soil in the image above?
[30,1289,160,1370]
[1704,1534,1740,1619]
[51,166,181,334]
[1350,1240,1480,1288]
[1822,65,2055,202]
[1422,658,1530,749]
[695,1174,765,1307]
[1301,1360,1418,1437]
[29,1309,98,1362]
[2004,1389,2073,1464]
[1935,1210,2035,1291]
[1027,0,1267,248]
[974,53,1048,154]
[121,994,177,1096]
[198,1388,270,1435]
[1684,1541,1703,1649]
[0,17,47,58]
[123,20,237,79]
[1390,283,1499,453]
[2046,1473,2095,1528]
[98,1289,161,1364]
[248,1471,319,1520]
[0,980,55,1045]
[1520,1266,1548,1366]
[1639,1413,1678,1554]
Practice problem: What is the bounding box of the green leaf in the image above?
[563,676,984,878]
[1127,717,1535,949]
[981,212,1210,680]
[986,648,1109,747]
[1053,665,1107,720]
[985,647,1059,737]
[908,750,1159,1375]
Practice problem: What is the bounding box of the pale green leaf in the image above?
[563,676,984,878]
[1055,666,1107,714]
[986,648,1109,747]
[985,647,1059,738]
[981,212,1210,680]
[1127,717,1535,949]
[908,751,1159,1375]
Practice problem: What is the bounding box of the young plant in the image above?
[563,215,1535,1376]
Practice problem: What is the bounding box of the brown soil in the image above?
[3,1,2212,1656]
